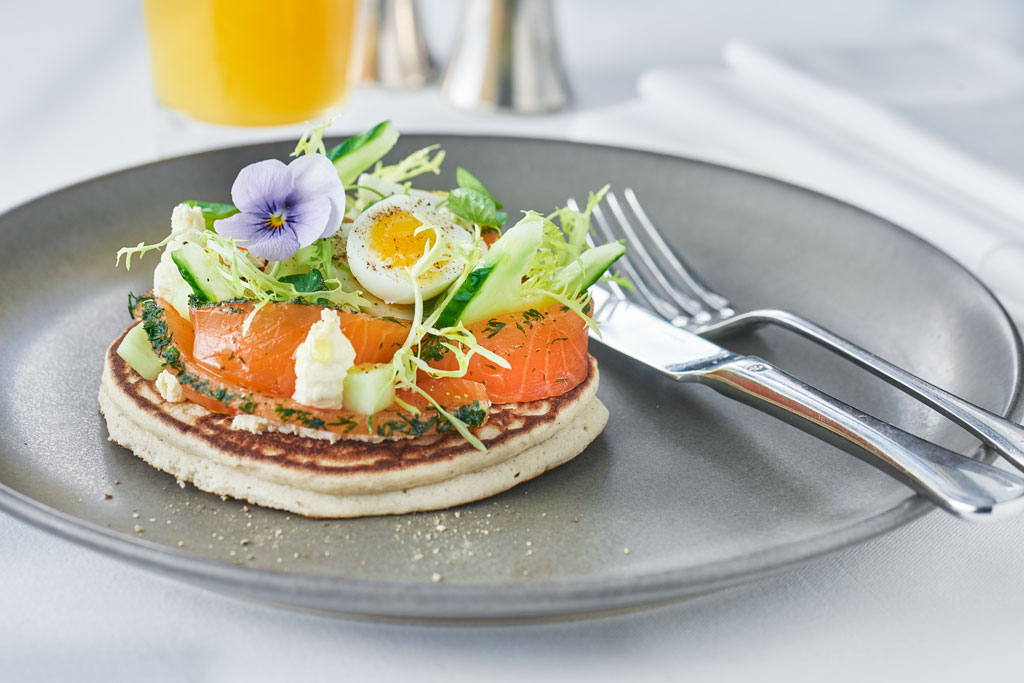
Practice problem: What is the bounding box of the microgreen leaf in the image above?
[278,269,326,293]
[186,201,239,230]
[456,167,503,210]
[447,188,505,228]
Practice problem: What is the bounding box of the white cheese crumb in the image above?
[170,203,207,235]
[155,370,184,403]
[292,308,356,410]
[230,414,265,434]
[229,414,342,443]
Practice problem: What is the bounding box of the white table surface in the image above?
[5,2,1024,681]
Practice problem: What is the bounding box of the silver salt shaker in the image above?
[442,0,572,113]
[349,0,436,88]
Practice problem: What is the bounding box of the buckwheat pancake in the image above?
[98,328,608,518]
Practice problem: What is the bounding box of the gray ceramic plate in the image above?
[0,136,1020,620]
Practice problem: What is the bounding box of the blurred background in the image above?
[5,1,1024,185]
[6,0,1024,321]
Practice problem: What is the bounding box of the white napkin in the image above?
[568,37,1024,322]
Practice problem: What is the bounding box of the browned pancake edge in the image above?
[99,325,604,501]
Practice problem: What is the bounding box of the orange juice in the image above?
[143,0,359,126]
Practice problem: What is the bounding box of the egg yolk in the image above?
[369,209,437,267]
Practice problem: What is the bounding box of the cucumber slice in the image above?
[327,121,400,187]
[171,242,234,303]
[435,216,544,327]
[116,324,164,380]
[343,363,396,414]
[551,242,626,294]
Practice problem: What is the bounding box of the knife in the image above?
[588,286,1024,521]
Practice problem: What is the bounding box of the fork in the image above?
[569,188,1024,473]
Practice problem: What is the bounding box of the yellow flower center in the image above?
[267,213,286,229]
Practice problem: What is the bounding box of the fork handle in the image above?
[693,355,1024,521]
[699,309,1024,474]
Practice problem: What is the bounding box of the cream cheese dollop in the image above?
[292,308,356,410]
[153,203,207,303]
[155,369,184,403]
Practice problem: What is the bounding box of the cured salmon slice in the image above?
[434,305,590,403]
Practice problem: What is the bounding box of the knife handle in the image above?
[698,308,1024,474]
[694,355,1024,521]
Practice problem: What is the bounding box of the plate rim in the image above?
[1,134,1021,619]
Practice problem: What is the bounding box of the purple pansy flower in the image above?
[214,154,345,261]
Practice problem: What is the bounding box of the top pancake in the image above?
[98,329,608,517]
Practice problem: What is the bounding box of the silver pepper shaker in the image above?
[442,0,572,113]
[349,0,436,88]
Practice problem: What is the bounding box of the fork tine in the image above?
[622,188,733,316]
[604,192,709,319]
[569,199,631,303]
[576,198,684,322]
[580,208,631,302]
[591,203,680,317]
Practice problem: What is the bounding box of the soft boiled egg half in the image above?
[346,195,471,304]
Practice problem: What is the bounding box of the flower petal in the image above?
[231,159,293,214]
[214,211,266,242]
[286,194,332,247]
[288,154,346,238]
[243,227,302,262]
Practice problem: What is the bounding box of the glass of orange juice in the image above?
[143,0,360,127]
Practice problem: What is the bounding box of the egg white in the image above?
[346,195,470,304]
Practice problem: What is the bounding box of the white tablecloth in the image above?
[5,2,1024,680]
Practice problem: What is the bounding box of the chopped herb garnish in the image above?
[127,292,144,320]
[483,319,506,338]
[327,415,358,433]
[274,404,327,430]
[522,309,545,325]
[417,334,449,362]
[374,402,487,438]
[443,402,487,430]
